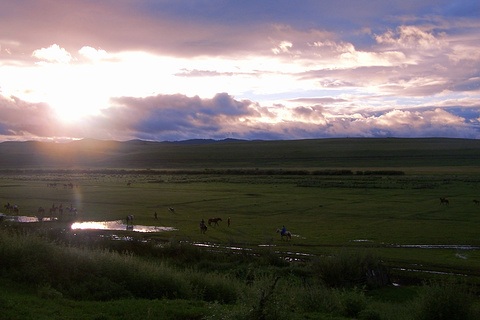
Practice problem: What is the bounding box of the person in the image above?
[227,217,230,227]
[154,211,158,220]
[281,225,286,236]
[200,218,205,227]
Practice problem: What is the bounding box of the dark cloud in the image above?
[0,93,479,141]
[101,93,257,139]
[0,95,58,138]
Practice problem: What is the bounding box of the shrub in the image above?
[312,249,388,288]
[188,271,238,304]
[414,280,474,320]
[358,309,382,320]
[340,288,368,318]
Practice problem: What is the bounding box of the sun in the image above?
[48,91,109,122]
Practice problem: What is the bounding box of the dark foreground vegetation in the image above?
[1,224,479,320]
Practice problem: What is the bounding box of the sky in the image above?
[0,0,479,142]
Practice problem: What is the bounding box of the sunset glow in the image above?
[0,0,479,141]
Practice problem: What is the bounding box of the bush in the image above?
[313,249,388,288]
[414,280,474,320]
[358,309,382,320]
[188,272,238,304]
[340,288,368,318]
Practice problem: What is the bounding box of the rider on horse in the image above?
[281,225,286,236]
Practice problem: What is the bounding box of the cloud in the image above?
[78,46,109,61]
[0,92,478,141]
[0,95,59,138]
[96,93,258,140]
[32,44,73,64]
[288,97,348,105]
[93,94,480,140]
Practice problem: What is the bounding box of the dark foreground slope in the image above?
[1,137,479,169]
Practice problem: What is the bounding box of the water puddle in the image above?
[1,214,177,233]
[391,244,480,250]
[0,215,57,222]
[393,267,467,277]
[188,241,313,262]
[71,220,177,233]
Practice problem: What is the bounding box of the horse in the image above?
[200,224,207,234]
[38,207,45,214]
[276,229,292,240]
[4,203,12,213]
[49,206,58,214]
[440,197,449,205]
[208,217,222,226]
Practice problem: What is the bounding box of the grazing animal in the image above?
[276,228,292,240]
[200,224,207,234]
[474,200,480,205]
[4,203,12,213]
[168,207,175,213]
[208,217,222,226]
[439,197,449,205]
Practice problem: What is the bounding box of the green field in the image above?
[1,138,480,319]
[2,171,480,276]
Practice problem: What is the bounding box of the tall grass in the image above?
[1,229,480,319]
[414,280,477,320]
[312,249,388,288]
[0,230,238,302]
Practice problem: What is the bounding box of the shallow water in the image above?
[0,215,57,223]
[1,214,177,233]
[391,244,480,250]
[71,220,177,233]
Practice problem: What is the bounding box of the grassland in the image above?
[1,138,480,319]
[1,137,480,169]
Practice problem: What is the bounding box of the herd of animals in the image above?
[3,196,480,240]
[3,202,78,220]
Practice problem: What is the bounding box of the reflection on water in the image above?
[0,214,177,233]
[71,220,177,233]
[392,244,480,250]
[0,215,57,223]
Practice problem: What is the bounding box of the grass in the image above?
[2,137,480,169]
[1,165,480,318]
[1,172,480,272]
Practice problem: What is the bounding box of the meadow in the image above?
[1,168,480,319]
[1,138,480,319]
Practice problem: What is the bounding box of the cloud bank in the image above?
[1,93,478,141]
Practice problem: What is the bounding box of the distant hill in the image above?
[0,138,479,170]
